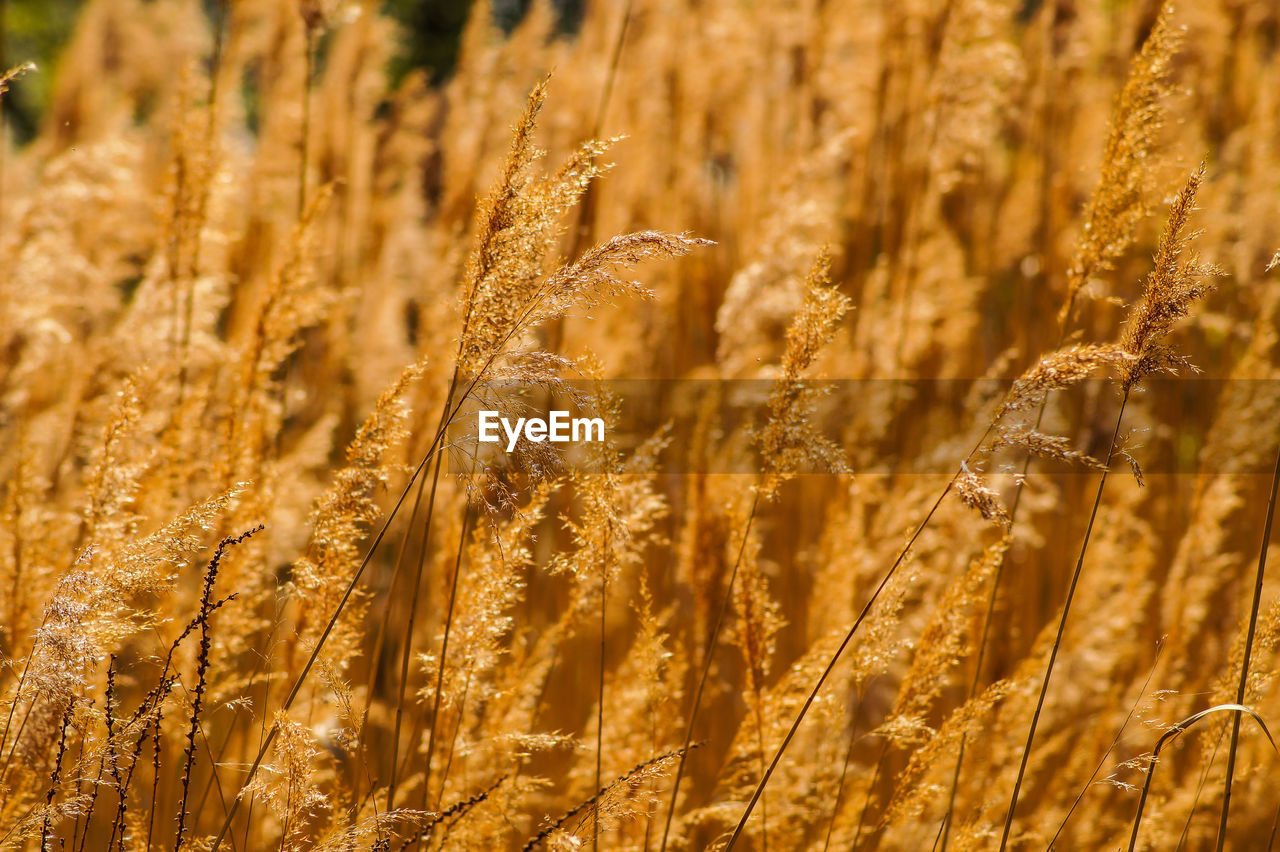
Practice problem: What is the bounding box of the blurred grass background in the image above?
[6,0,81,139]
[3,0,590,142]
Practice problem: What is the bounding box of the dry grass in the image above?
[3,0,1280,849]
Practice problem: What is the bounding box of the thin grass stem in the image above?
[1215,443,1280,850]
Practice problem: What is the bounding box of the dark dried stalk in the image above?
[133,592,237,847]
[109,675,176,851]
[146,702,164,850]
[39,701,74,852]
[435,777,501,847]
[175,527,260,849]
[74,657,119,852]
[396,775,505,852]
[70,697,92,851]
[192,644,267,831]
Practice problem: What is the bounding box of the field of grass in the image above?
[3,0,1280,849]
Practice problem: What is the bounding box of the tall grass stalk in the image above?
[997,389,1130,850]
[209,425,448,849]
[387,448,446,814]
[659,491,759,852]
[1047,641,1163,847]
[1215,443,1280,850]
[595,540,608,852]
[416,497,475,848]
[725,457,971,849]
[938,290,1080,849]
